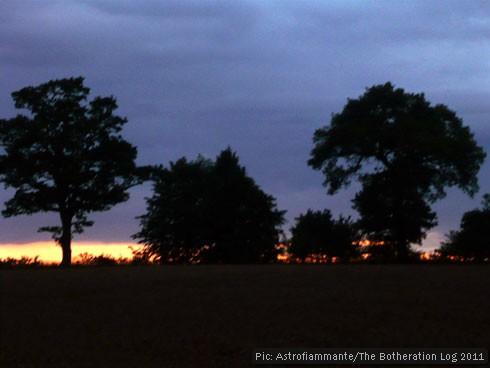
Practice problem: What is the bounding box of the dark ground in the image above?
[1,265,489,367]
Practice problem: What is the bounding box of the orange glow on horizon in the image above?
[357,239,385,247]
[0,241,143,263]
[276,253,290,262]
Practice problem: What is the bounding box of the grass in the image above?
[1,265,489,367]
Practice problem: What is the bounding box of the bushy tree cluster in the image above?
[133,148,286,263]
[437,194,490,261]
[289,209,357,262]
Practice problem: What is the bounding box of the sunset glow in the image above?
[0,242,143,263]
[274,242,439,263]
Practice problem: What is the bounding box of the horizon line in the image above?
[0,241,142,262]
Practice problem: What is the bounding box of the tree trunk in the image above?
[59,212,73,267]
[393,185,410,263]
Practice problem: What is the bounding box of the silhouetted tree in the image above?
[0,77,145,266]
[289,209,357,262]
[133,156,214,263]
[134,148,286,263]
[206,149,286,263]
[309,83,486,261]
[437,194,490,261]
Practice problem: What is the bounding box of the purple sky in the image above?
[1,1,489,251]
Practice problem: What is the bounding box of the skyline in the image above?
[1,1,489,255]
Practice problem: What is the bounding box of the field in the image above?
[1,265,489,367]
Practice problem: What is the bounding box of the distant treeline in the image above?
[0,78,488,266]
[1,244,487,269]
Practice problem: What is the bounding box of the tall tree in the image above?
[289,209,357,262]
[206,149,286,263]
[0,77,145,266]
[437,194,490,262]
[134,148,286,263]
[309,82,486,260]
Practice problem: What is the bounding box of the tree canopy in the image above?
[133,156,214,263]
[289,209,357,262]
[308,82,486,260]
[133,148,286,263]
[0,77,145,266]
[437,194,490,261]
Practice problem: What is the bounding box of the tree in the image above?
[0,77,145,266]
[134,148,286,263]
[133,156,214,263]
[437,194,490,261]
[289,209,357,262]
[308,82,486,261]
[206,149,286,263]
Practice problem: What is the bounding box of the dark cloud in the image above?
[0,0,489,250]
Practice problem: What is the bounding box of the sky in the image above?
[0,0,489,258]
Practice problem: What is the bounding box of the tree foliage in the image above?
[289,209,357,261]
[438,194,490,261]
[308,82,486,260]
[353,171,437,259]
[0,77,145,266]
[133,156,214,263]
[134,148,286,263]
